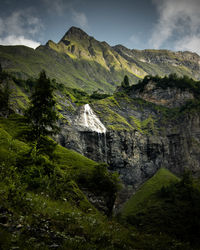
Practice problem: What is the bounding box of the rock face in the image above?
[57,82,200,206]
[129,81,195,108]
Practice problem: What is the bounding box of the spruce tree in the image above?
[26,70,59,147]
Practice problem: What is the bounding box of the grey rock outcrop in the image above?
[129,81,195,108]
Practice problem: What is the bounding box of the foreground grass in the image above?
[0,114,135,249]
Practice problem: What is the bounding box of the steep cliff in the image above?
[57,76,200,205]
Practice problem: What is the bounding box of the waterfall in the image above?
[81,104,106,134]
[75,104,107,162]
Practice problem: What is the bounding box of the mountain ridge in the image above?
[0,26,200,93]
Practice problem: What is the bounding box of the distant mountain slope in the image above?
[0,26,200,93]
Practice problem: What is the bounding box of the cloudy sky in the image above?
[0,0,200,54]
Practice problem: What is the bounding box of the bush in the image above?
[78,163,121,195]
[0,163,27,209]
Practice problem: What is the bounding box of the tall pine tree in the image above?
[26,70,59,147]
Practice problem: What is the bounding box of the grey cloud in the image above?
[150,0,200,54]
[0,9,42,48]
[175,34,200,54]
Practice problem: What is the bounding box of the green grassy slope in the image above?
[1,27,200,94]
[0,44,138,94]
[0,114,137,249]
[121,168,179,219]
[114,45,200,79]
[0,116,191,250]
[120,169,200,249]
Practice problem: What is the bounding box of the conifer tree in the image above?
[26,70,59,147]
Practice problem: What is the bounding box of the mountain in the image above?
[1,26,200,93]
[1,45,200,249]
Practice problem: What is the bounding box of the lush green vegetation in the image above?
[121,75,130,88]
[120,169,200,249]
[121,168,179,218]
[0,113,133,249]
[0,69,131,248]
[1,58,200,249]
[0,70,12,116]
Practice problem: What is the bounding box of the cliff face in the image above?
[57,81,200,205]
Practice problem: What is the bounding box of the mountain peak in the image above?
[60,26,90,42]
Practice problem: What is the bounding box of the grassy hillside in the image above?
[119,169,200,249]
[1,27,200,94]
[1,115,196,249]
[0,44,138,94]
[120,168,180,219]
[0,114,136,249]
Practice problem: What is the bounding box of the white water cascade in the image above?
[81,104,106,133]
[75,104,107,162]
